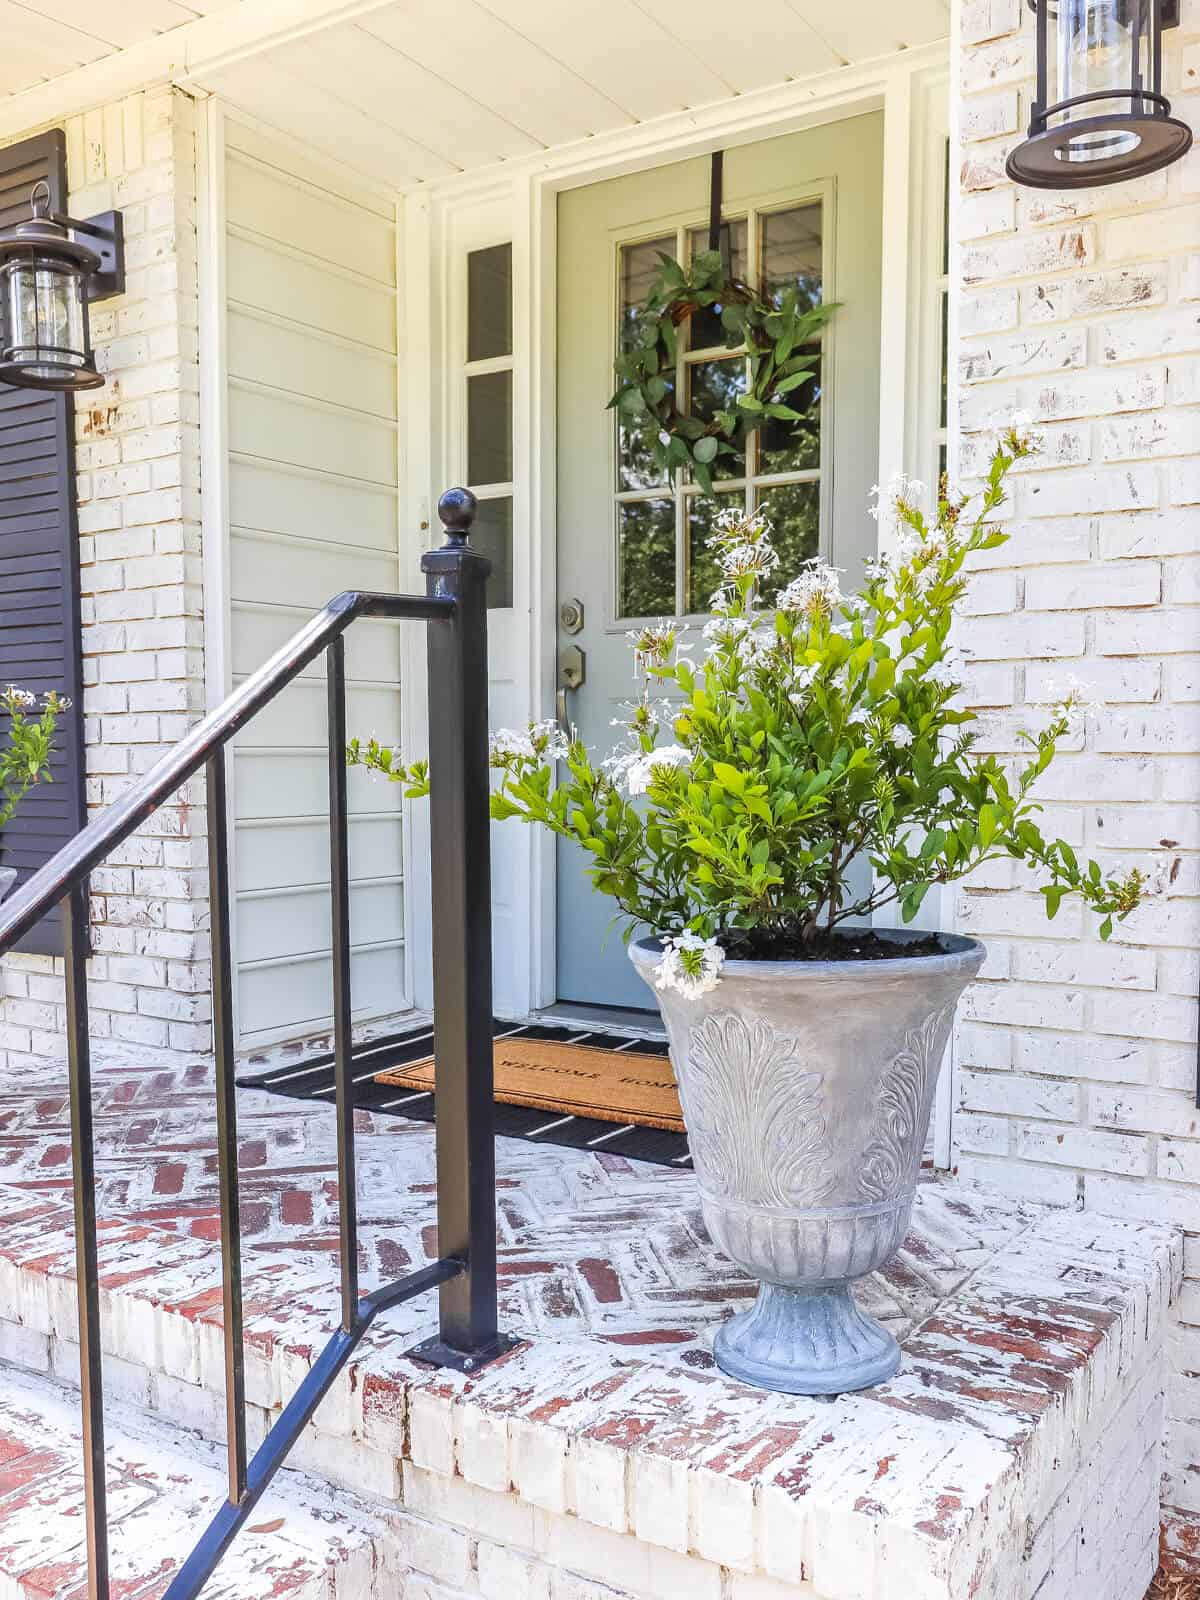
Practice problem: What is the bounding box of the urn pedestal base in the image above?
[713,1281,900,1395]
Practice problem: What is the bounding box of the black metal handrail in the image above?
[0,490,509,1600]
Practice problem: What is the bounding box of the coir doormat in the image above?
[237,1021,692,1169]
[374,1035,684,1132]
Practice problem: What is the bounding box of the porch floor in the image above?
[0,1043,1182,1600]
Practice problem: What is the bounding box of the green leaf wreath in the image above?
[609,247,837,494]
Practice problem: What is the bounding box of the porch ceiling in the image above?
[193,0,949,189]
[4,0,949,192]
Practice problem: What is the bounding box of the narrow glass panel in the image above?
[618,236,675,491]
[472,496,514,609]
[686,358,746,481]
[761,204,823,313]
[618,498,675,618]
[686,219,748,351]
[755,481,820,599]
[620,235,674,349]
[686,492,742,614]
[760,355,821,477]
[467,369,512,486]
[619,374,673,492]
[467,243,512,361]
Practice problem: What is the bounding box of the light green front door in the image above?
[555,114,885,1009]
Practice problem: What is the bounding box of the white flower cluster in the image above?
[490,720,569,764]
[627,621,677,676]
[626,743,691,796]
[655,931,725,998]
[2,686,36,707]
[1047,675,1104,741]
[868,471,927,540]
[777,559,843,617]
[1004,409,1045,453]
[925,644,964,690]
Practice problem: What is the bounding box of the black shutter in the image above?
[0,130,87,958]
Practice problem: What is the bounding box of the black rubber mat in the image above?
[237,1018,692,1170]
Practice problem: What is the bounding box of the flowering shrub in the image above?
[1,686,68,835]
[350,424,1145,994]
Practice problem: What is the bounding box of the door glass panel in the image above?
[467,369,512,486]
[755,480,820,599]
[467,243,512,361]
[613,202,825,621]
[686,492,740,615]
[620,235,674,348]
[760,354,821,476]
[686,358,746,482]
[472,496,514,609]
[761,204,823,311]
[686,219,748,350]
[618,236,674,491]
[619,498,675,618]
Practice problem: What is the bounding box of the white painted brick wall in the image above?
[954,0,1200,1565]
[0,88,209,1063]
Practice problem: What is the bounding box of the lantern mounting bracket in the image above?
[47,209,125,302]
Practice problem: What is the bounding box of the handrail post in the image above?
[410,488,509,1372]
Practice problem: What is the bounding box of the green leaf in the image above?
[693,436,719,464]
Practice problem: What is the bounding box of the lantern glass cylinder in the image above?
[1051,0,1148,163]
[1,255,92,386]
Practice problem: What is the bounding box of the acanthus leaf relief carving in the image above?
[684,1012,835,1208]
[859,1001,956,1202]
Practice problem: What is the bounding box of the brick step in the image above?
[0,1364,389,1600]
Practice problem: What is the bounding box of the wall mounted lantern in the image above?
[1007,0,1191,187]
[0,182,124,392]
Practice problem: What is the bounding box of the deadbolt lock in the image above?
[559,597,584,634]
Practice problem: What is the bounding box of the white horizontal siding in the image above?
[224,117,404,1046]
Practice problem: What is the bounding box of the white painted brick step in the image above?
[0,1364,388,1600]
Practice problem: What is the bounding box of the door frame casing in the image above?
[400,44,952,1023]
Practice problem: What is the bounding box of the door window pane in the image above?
[686,219,748,351]
[755,481,820,599]
[760,354,821,476]
[620,235,674,349]
[468,244,512,361]
[686,358,745,481]
[467,369,512,486]
[686,492,740,615]
[761,204,822,312]
[472,496,513,609]
[619,375,672,492]
[619,499,674,618]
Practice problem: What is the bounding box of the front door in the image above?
[555,114,884,1009]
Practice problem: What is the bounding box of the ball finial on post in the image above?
[438,487,477,549]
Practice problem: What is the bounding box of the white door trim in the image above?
[404,42,952,1018]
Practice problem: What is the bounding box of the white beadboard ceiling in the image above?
[195,0,948,188]
[0,0,243,97]
[3,0,949,188]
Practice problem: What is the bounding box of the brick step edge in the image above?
[0,1363,390,1600]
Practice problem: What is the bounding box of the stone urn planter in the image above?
[630,928,985,1396]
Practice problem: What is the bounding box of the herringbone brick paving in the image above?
[0,1043,1037,1363]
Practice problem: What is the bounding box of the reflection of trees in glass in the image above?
[687,359,746,481]
[686,495,736,614]
[760,358,821,476]
[755,481,820,603]
[686,220,748,350]
[619,499,675,618]
[619,372,673,491]
[762,205,822,314]
[619,238,676,491]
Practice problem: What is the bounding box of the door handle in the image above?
[557,645,586,742]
